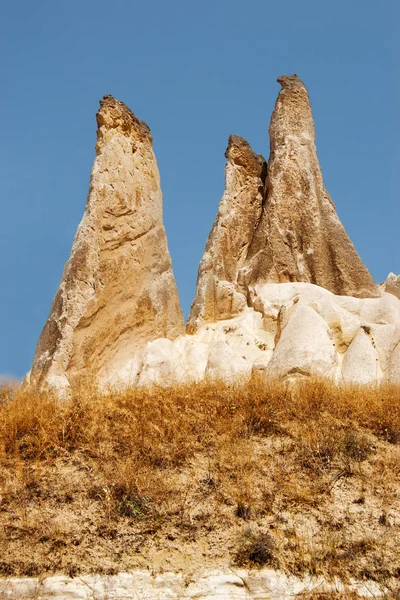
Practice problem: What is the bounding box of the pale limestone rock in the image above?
[30,95,184,392]
[109,283,400,388]
[358,291,400,325]
[266,303,338,379]
[309,297,361,353]
[341,329,382,383]
[136,336,210,387]
[383,272,400,300]
[205,341,250,380]
[137,338,184,387]
[253,282,360,354]
[368,324,400,373]
[187,135,266,333]
[0,570,388,599]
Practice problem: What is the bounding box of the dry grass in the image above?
[0,378,399,588]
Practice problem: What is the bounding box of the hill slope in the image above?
[0,379,399,595]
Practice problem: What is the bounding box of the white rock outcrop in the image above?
[104,282,400,388]
[383,272,400,300]
[0,569,389,599]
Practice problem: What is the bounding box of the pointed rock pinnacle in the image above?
[187,135,267,332]
[30,95,184,391]
[242,74,378,298]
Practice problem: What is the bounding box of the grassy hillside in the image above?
[0,379,399,593]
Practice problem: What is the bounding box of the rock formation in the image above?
[384,273,400,300]
[243,75,379,298]
[30,95,184,392]
[1,568,387,599]
[133,282,400,387]
[188,74,378,333]
[128,75,397,388]
[187,136,266,332]
[29,78,400,391]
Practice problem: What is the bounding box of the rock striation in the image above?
[30,95,184,392]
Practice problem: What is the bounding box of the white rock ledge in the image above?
[100,282,400,390]
[0,569,390,599]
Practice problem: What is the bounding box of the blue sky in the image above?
[1,0,399,379]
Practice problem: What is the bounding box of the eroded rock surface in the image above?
[243,75,378,298]
[30,95,184,392]
[29,78,398,391]
[187,136,266,332]
[106,283,400,389]
[384,272,400,299]
[188,75,378,334]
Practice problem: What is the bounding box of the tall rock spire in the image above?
[188,74,378,332]
[242,74,378,298]
[187,136,267,332]
[31,95,184,391]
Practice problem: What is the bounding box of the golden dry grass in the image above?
[0,378,399,588]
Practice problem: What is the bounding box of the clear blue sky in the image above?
[1,0,399,379]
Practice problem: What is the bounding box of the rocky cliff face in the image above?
[30,95,184,392]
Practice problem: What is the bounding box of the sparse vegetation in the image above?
[0,378,399,589]
[234,526,277,566]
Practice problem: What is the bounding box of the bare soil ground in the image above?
[0,379,399,594]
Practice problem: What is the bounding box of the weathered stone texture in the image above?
[29,78,398,391]
[187,136,266,332]
[31,95,184,391]
[242,75,378,299]
[131,283,400,388]
[188,74,378,333]
[0,569,387,599]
